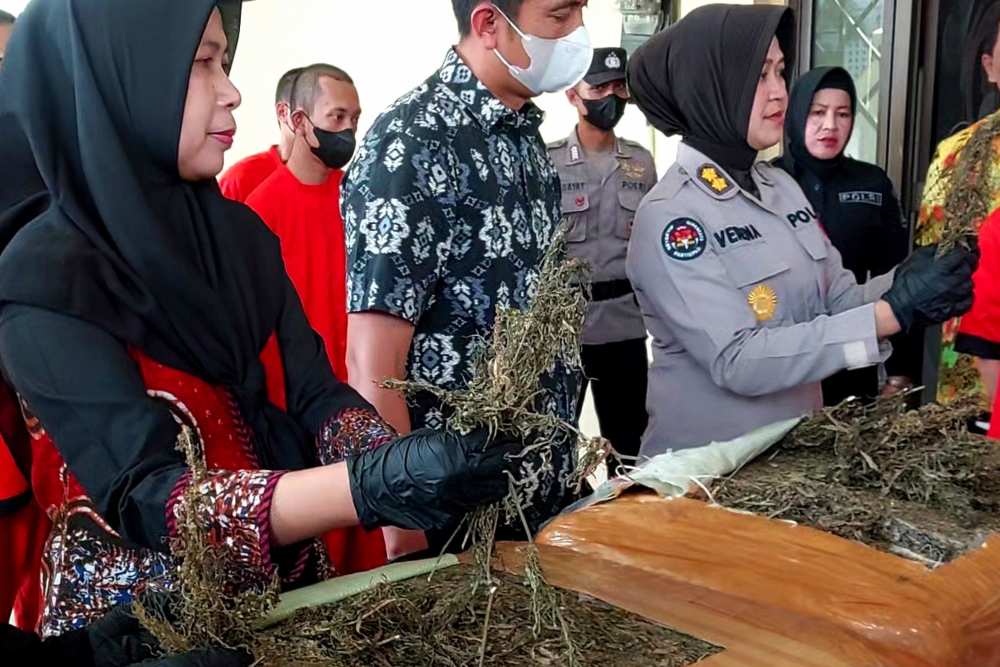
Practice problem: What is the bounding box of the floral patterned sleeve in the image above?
[342,119,456,325]
[315,407,397,465]
[166,468,286,586]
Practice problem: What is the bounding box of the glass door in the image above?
[809,0,888,164]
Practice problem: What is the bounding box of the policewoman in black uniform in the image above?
[624,4,977,456]
[777,66,921,404]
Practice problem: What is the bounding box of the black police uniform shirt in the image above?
[781,158,907,284]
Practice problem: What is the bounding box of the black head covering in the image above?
[628,4,796,173]
[781,66,857,179]
[962,3,1000,122]
[0,0,317,470]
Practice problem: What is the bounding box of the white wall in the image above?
[226,0,660,168]
[0,0,28,16]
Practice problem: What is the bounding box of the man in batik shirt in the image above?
[343,0,590,550]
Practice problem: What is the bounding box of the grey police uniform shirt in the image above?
[548,130,658,345]
[627,143,894,457]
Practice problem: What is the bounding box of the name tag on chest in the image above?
[838,191,883,206]
[713,224,763,249]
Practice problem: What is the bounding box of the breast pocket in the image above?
[617,190,643,240]
[560,193,590,242]
[793,223,829,262]
[717,245,790,287]
[716,244,791,326]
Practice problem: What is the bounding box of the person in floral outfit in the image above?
[916,109,1000,424]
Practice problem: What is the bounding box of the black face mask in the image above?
[582,94,627,132]
[311,126,356,170]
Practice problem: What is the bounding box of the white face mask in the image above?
[491,5,592,96]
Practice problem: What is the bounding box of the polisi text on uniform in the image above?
[786,207,818,229]
[713,224,763,248]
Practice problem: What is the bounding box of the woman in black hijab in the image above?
[0,0,514,636]
[778,66,919,405]
[623,4,976,454]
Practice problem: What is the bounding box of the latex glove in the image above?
[348,427,519,530]
[1,599,249,667]
[88,599,249,667]
[884,245,978,331]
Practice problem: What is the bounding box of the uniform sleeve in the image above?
[627,203,884,398]
[342,128,455,324]
[822,233,895,314]
[0,305,285,579]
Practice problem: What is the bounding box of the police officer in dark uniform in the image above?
[777,66,921,404]
[548,48,657,475]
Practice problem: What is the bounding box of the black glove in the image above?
[1,598,248,667]
[87,596,250,667]
[883,244,978,331]
[347,427,519,531]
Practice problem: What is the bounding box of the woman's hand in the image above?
[882,245,978,333]
[348,428,519,531]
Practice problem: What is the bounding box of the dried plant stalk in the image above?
[921,111,1000,252]
[134,426,280,656]
[384,234,610,665]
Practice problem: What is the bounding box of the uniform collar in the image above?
[436,48,544,133]
[677,142,741,200]
[564,127,628,165]
[753,161,775,188]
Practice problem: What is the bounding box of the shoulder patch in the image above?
[698,164,733,195]
[662,218,707,261]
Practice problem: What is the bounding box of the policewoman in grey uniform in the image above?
[548,47,657,473]
[625,5,977,457]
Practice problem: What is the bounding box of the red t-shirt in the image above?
[246,166,349,381]
[219,146,282,203]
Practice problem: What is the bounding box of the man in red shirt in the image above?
[246,63,360,382]
[247,64,400,572]
[218,67,301,202]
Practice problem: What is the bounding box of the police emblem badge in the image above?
[662,218,707,261]
[747,284,778,322]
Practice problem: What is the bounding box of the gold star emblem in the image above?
[747,284,778,322]
[699,165,731,194]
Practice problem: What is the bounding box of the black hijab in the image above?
[0,0,317,471]
[963,3,1000,122]
[628,4,796,174]
[780,66,857,179]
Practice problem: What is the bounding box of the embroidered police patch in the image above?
[662,218,707,261]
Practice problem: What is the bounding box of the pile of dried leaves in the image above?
[253,566,719,667]
[715,393,1000,564]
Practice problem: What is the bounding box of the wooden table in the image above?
[493,493,1000,667]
